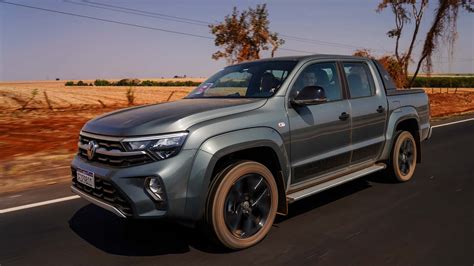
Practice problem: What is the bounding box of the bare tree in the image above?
[377,0,428,86]
[404,0,428,77]
[410,0,472,87]
[377,0,412,62]
[379,0,472,87]
[209,4,285,64]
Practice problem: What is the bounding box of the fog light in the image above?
[146,177,165,202]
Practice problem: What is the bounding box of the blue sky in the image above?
[1,0,473,81]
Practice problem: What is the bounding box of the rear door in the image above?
[287,61,351,184]
[341,61,387,165]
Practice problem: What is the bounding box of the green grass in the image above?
[410,76,474,88]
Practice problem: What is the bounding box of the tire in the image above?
[206,161,278,250]
[388,131,417,182]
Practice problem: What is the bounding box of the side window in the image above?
[342,62,375,98]
[291,62,343,102]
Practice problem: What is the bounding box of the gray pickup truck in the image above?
[71,54,431,249]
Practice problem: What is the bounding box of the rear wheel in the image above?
[207,161,278,250]
[388,131,417,182]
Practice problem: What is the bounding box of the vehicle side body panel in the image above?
[379,92,430,161]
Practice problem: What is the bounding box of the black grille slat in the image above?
[97,142,123,150]
[78,135,153,167]
[79,137,126,151]
[72,169,133,217]
[103,187,115,194]
[108,158,124,164]
[103,195,116,202]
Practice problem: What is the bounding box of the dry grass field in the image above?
[0,80,473,194]
[0,79,200,110]
[423,88,474,117]
[0,80,201,193]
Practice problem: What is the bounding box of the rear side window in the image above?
[342,62,375,98]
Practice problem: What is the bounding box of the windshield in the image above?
[186,60,298,98]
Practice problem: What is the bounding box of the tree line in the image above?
[65,79,201,87]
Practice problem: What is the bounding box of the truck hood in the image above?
[82,98,267,136]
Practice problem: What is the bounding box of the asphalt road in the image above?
[1,120,473,266]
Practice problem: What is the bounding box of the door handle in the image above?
[376,106,385,113]
[339,112,350,121]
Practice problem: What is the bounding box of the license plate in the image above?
[76,168,95,188]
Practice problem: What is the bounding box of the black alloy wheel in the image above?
[223,174,271,238]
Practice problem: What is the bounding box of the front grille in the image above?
[78,134,153,167]
[72,168,133,216]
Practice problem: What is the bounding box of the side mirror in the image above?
[291,86,327,106]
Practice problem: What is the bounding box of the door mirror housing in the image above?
[291,86,327,106]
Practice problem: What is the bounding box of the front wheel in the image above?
[207,161,278,250]
[388,131,418,182]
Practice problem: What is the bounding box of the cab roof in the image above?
[233,54,370,64]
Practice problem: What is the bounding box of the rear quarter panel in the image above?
[379,91,430,160]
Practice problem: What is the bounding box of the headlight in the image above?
[122,132,188,160]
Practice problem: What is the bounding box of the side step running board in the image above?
[287,163,386,203]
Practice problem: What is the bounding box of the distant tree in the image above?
[410,0,473,87]
[377,0,472,87]
[209,4,285,64]
[353,49,406,87]
[353,49,375,59]
[377,0,428,87]
[65,81,75,86]
[115,79,140,86]
[94,79,111,86]
[76,80,86,86]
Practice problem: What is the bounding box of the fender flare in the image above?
[380,106,420,161]
[183,127,290,222]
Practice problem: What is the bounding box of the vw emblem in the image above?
[86,140,98,160]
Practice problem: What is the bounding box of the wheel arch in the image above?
[380,106,422,163]
[183,127,290,223]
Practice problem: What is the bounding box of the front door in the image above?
[288,61,351,184]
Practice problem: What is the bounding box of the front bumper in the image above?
[71,185,127,218]
[70,149,197,219]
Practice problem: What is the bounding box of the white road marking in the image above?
[1,116,473,214]
[432,117,474,128]
[0,195,80,214]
